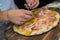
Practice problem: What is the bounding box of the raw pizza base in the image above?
[13,10,59,36]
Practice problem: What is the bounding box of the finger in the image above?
[26,0,33,4]
[31,0,39,8]
[26,0,36,8]
[20,10,33,16]
[30,0,39,9]
[15,18,26,25]
[25,11,33,16]
[18,17,26,22]
[32,0,39,9]
[24,4,30,9]
[26,0,34,7]
[23,15,32,20]
[26,0,30,3]
[30,0,36,7]
[19,15,32,22]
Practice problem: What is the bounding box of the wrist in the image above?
[2,11,9,21]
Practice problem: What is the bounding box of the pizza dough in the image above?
[13,8,59,36]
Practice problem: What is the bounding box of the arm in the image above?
[0,9,33,25]
[0,11,8,22]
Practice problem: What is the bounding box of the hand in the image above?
[7,9,33,25]
[25,0,39,9]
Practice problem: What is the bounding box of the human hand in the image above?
[7,9,33,25]
[25,0,39,9]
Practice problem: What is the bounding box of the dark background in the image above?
[14,0,56,9]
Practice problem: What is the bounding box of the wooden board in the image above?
[5,7,60,40]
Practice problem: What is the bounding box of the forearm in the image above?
[0,11,8,22]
